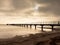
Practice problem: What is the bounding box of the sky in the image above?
[0,0,60,24]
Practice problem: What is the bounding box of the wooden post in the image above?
[21,24,22,26]
[41,25,44,32]
[18,24,22,27]
[35,25,37,30]
[51,25,54,31]
[22,24,23,27]
[19,24,20,26]
[24,25,25,27]
[26,25,28,28]
[30,25,32,29]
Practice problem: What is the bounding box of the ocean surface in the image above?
[0,24,60,39]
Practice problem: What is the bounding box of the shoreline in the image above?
[0,31,60,45]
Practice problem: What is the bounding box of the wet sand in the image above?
[0,31,60,45]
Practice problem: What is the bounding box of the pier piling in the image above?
[41,25,44,32]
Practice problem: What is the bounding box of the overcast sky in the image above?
[0,0,60,24]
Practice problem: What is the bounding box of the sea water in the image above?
[0,24,60,39]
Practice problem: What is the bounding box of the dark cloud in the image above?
[13,0,32,10]
[35,0,60,4]
[0,0,3,6]
[34,0,60,16]
[0,0,32,10]
[0,0,60,17]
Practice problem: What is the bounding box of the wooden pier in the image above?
[8,24,60,32]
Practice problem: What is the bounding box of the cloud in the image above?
[0,0,60,24]
[13,0,33,10]
[34,0,60,16]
